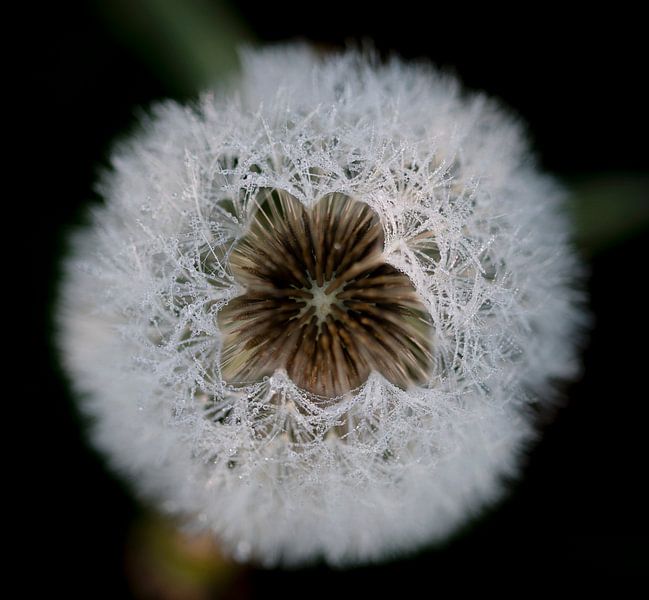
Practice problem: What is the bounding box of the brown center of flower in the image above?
[218,189,432,397]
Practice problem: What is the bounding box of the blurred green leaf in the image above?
[96,0,253,95]
[568,174,649,254]
[126,513,243,599]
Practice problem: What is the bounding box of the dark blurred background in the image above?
[30,1,647,595]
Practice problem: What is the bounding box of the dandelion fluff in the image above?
[57,46,584,566]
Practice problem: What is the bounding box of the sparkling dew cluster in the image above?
[58,46,584,566]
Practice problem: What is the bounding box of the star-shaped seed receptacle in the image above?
[218,189,433,398]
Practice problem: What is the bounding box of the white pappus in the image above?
[57,45,585,567]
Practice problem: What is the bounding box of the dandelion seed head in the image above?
[57,45,585,566]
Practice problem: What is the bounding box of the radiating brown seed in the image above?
[218,190,433,398]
